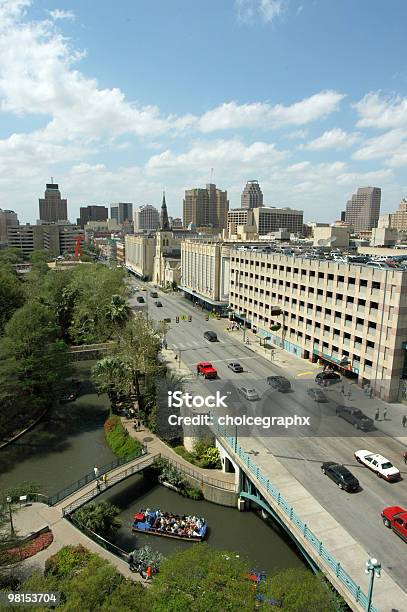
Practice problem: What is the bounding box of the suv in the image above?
[315,371,340,386]
[196,362,217,379]
[136,296,145,303]
[204,331,218,342]
[267,376,291,392]
[150,291,158,298]
[336,406,373,431]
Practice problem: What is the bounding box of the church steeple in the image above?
[160,190,170,230]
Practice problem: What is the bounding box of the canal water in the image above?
[0,361,304,573]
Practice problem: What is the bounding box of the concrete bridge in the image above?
[213,422,407,612]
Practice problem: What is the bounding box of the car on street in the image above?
[267,375,291,392]
[150,291,158,298]
[307,388,328,402]
[228,362,243,373]
[315,371,341,386]
[239,386,260,401]
[196,362,217,379]
[141,287,147,291]
[381,506,407,542]
[132,287,139,293]
[335,406,373,431]
[155,301,163,307]
[136,296,145,303]
[321,462,359,492]
[60,392,77,404]
[354,450,401,481]
[204,330,218,342]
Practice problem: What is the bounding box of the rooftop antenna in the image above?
[50,176,54,184]
[210,168,214,183]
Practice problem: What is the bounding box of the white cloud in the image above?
[355,92,407,129]
[336,168,393,185]
[285,129,308,140]
[48,8,75,21]
[260,0,286,23]
[199,91,345,132]
[352,129,407,168]
[303,128,360,151]
[235,0,287,24]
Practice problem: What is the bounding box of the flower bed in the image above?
[7,531,54,561]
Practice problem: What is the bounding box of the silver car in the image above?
[239,386,260,401]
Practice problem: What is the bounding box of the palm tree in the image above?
[106,294,130,327]
[92,356,126,413]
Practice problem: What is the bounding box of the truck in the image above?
[196,362,217,379]
[381,506,407,542]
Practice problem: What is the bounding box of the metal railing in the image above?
[47,448,147,506]
[164,456,238,492]
[213,422,378,612]
[67,515,131,562]
[61,454,158,515]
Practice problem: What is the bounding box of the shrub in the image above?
[73,501,121,538]
[104,415,142,459]
[182,487,203,500]
[45,544,91,577]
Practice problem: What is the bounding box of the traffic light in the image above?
[176,316,180,323]
[188,315,192,322]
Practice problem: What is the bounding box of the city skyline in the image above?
[1,1,407,223]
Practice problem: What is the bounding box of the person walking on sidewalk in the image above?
[102,473,108,488]
[383,407,388,421]
[403,450,407,465]
[374,408,380,421]
[403,415,407,428]
[93,466,99,479]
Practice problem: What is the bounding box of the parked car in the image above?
[150,291,158,298]
[267,375,291,392]
[228,362,243,373]
[315,371,340,386]
[239,386,260,401]
[60,392,77,404]
[321,462,359,492]
[204,330,218,342]
[307,388,327,402]
[196,361,217,379]
[336,406,374,431]
[354,450,400,481]
[155,301,163,307]
[136,296,145,303]
[381,506,407,542]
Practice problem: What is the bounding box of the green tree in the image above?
[92,357,127,412]
[106,294,130,326]
[148,543,254,612]
[0,269,25,334]
[73,502,121,539]
[0,248,23,267]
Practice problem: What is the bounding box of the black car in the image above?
[136,296,145,303]
[204,331,218,342]
[267,375,291,392]
[315,371,341,386]
[321,462,359,492]
[335,406,374,431]
[155,301,163,307]
[150,291,158,298]
[228,362,243,373]
[307,388,328,402]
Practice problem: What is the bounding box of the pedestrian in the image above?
[374,408,380,421]
[93,465,99,479]
[146,565,152,581]
[369,387,374,399]
[383,407,388,421]
[341,384,345,395]
[96,479,101,492]
[102,473,108,488]
[347,388,352,400]
[402,415,407,428]
[403,450,407,465]
[128,552,134,569]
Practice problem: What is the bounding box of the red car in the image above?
[381,506,407,542]
[196,362,217,379]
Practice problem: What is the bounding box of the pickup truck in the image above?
[196,362,217,379]
[381,506,407,542]
[335,406,373,431]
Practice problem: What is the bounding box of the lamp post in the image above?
[6,496,15,536]
[365,557,381,612]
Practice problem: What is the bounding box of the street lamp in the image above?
[365,557,381,612]
[6,496,15,536]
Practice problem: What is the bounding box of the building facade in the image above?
[229,249,407,401]
[387,198,407,231]
[134,204,160,231]
[7,223,83,256]
[345,187,381,232]
[0,209,18,245]
[110,202,133,224]
[77,205,108,228]
[39,183,68,223]
[241,180,263,209]
[227,207,303,236]
[125,234,156,279]
[183,184,229,229]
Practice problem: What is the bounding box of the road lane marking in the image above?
[296,371,314,377]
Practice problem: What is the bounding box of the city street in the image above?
[128,276,407,590]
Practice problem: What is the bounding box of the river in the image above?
[0,360,304,572]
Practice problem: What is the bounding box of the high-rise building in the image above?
[39,182,68,223]
[386,197,407,231]
[345,187,381,232]
[110,202,133,225]
[241,180,263,209]
[7,222,83,256]
[77,205,108,228]
[0,209,18,245]
[227,206,303,236]
[134,204,160,231]
[183,184,228,229]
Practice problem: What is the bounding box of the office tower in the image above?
[160,191,170,230]
[77,205,108,228]
[110,202,133,224]
[134,204,160,231]
[39,182,68,222]
[388,198,407,231]
[0,209,18,244]
[241,180,263,209]
[340,210,346,222]
[227,206,303,235]
[345,187,381,232]
[183,184,229,229]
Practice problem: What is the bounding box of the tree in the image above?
[0,269,25,334]
[105,294,130,326]
[148,543,254,612]
[92,357,127,413]
[0,248,23,267]
[73,502,121,539]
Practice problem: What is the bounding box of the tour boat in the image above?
[131,509,207,541]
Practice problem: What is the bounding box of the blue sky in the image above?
[1,0,407,223]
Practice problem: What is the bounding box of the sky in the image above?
[1,0,407,224]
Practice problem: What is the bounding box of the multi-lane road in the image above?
[128,277,407,590]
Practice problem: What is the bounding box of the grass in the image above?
[104,415,142,459]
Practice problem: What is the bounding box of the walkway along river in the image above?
[0,361,304,573]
